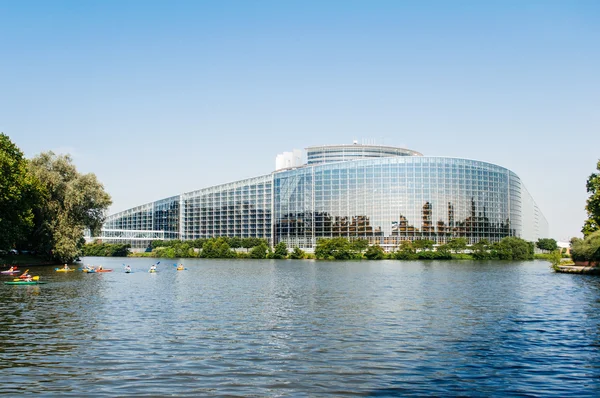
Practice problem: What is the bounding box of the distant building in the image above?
[93,143,549,250]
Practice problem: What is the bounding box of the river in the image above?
[1,258,599,396]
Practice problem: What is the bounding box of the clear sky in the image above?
[1,0,598,241]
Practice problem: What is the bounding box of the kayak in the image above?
[125,270,131,273]
[4,281,47,285]
[55,268,74,272]
[82,268,112,273]
[149,269,157,273]
[1,270,20,274]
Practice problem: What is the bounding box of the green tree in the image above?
[412,239,435,251]
[349,239,369,253]
[27,152,112,263]
[0,133,37,250]
[446,238,468,254]
[315,237,357,260]
[250,243,268,259]
[289,247,305,259]
[583,159,600,236]
[394,240,416,260]
[570,231,600,263]
[364,244,385,260]
[200,237,235,258]
[493,237,534,261]
[270,242,288,259]
[471,239,491,260]
[536,238,558,252]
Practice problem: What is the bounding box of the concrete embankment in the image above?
[556,265,600,275]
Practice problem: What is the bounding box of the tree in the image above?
[493,237,534,261]
[394,240,416,260]
[0,133,37,250]
[249,243,268,259]
[289,247,305,259]
[364,244,385,260]
[570,231,600,263]
[471,239,491,260]
[412,239,435,251]
[583,159,600,236]
[446,238,468,254]
[27,152,112,263]
[270,242,288,259]
[536,238,558,252]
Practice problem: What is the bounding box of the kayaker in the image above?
[125,265,131,273]
[7,266,16,272]
[20,272,31,280]
[177,264,184,270]
[97,265,103,271]
[63,264,70,270]
[150,264,157,272]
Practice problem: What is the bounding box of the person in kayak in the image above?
[63,264,70,270]
[19,271,31,280]
[176,264,184,270]
[150,264,157,272]
[7,266,16,272]
[97,265,103,271]
[125,265,131,273]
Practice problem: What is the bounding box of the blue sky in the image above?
[1,0,598,241]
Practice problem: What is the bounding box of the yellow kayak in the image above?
[55,268,74,272]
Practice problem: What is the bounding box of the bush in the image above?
[364,245,385,260]
[289,247,305,259]
[571,231,600,262]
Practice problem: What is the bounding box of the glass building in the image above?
[94,144,548,250]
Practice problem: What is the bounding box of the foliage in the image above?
[547,250,564,271]
[269,242,288,259]
[315,237,363,260]
[491,237,534,260]
[394,240,417,260]
[349,239,369,253]
[471,239,492,260]
[364,244,385,260]
[536,238,558,252]
[583,159,600,236]
[570,231,600,262]
[82,242,131,257]
[446,238,468,254]
[0,133,37,250]
[412,239,435,251]
[200,237,235,258]
[27,152,112,263]
[249,243,268,259]
[289,247,305,259]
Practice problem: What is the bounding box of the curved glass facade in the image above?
[96,146,548,250]
[307,144,423,165]
[273,157,546,249]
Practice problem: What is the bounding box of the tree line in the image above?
[0,133,111,263]
[84,235,540,261]
[570,159,600,263]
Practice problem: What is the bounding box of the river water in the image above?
[1,258,599,396]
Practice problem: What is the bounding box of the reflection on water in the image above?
[1,258,600,396]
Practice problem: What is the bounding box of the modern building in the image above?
[93,143,549,251]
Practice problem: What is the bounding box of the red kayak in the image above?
[1,270,20,274]
[96,269,112,273]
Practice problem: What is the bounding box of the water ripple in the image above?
[1,259,600,396]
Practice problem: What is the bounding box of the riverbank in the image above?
[556,264,600,275]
